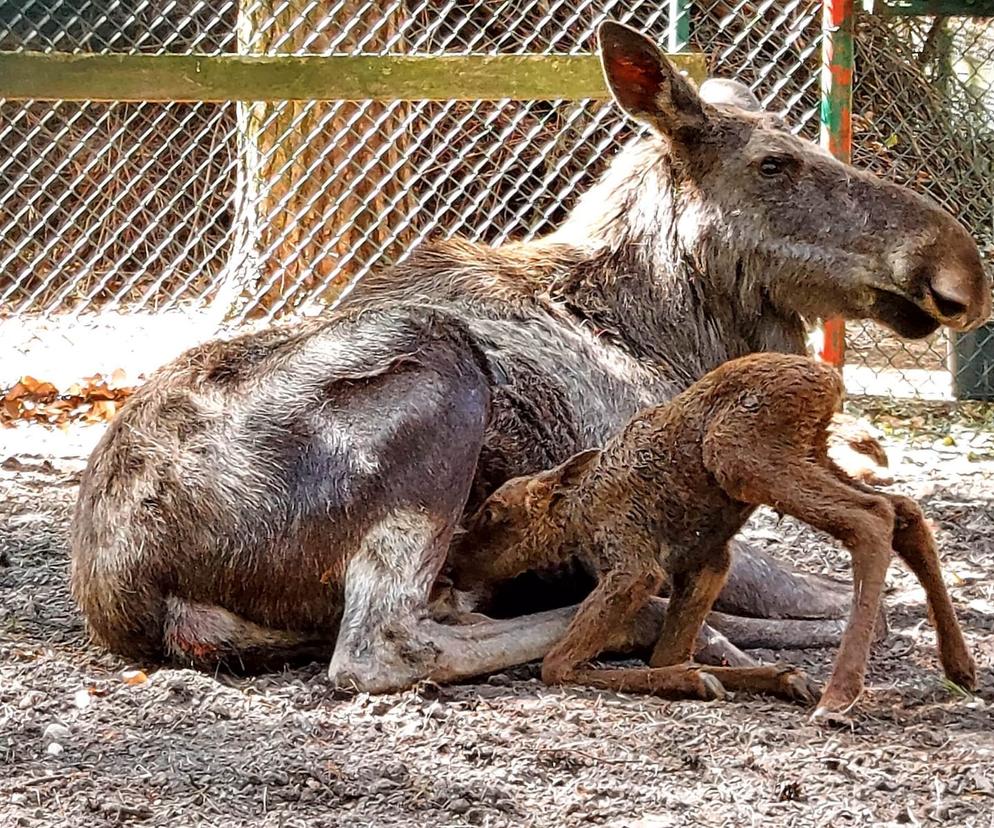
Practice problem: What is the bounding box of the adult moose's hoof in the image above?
[327,623,441,695]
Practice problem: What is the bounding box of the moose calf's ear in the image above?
[550,447,602,491]
[524,476,555,510]
[598,20,706,138]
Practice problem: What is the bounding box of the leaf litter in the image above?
[1,369,139,429]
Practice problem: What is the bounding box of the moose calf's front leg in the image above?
[541,561,724,700]
[649,550,815,703]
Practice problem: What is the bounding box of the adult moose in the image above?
[71,22,991,697]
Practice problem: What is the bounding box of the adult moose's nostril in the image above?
[923,256,991,329]
[927,281,969,322]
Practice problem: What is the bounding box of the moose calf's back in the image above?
[581,353,844,545]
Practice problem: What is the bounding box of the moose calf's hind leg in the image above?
[720,460,894,722]
[887,494,976,689]
[828,465,977,690]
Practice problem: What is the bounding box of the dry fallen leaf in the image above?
[122,670,148,686]
[0,371,140,429]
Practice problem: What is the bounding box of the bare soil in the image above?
[2,400,993,828]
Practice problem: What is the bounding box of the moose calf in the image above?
[448,353,976,721]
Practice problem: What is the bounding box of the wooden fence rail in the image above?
[0,52,707,103]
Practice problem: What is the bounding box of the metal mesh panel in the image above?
[0,1,992,400]
[847,13,994,400]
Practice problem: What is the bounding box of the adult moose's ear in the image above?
[598,20,706,138]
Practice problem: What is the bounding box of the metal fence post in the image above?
[819,0,854,369]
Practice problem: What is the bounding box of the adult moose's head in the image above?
[588,20,991,339]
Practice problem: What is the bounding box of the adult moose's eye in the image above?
[759,155,789,177]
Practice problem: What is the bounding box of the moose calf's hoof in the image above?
[809,705,855,727]
[697,671,728,701]
[944,655,978,693]
[776,666,820,705]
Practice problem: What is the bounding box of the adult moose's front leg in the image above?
[326,346,594,694]
[717,539,853,621]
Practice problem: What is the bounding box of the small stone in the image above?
[209,700,234,719]
[18,691,43,710]
[42,723,70,742]
[381,762,409,783]
[73,689,92,710]
[448,797,472,814]
[368,778,398,794]
[46,742,63,756]
[122,669,148,686]
[10,793,26,805]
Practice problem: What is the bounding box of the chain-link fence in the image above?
[1,1,992,399]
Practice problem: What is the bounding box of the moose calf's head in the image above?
[448,449,601,591]
[597,21,992,338]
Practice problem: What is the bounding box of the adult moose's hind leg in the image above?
[326,339,496,693]
[325,340,593,694]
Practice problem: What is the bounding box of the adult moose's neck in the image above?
[544,138,808,389]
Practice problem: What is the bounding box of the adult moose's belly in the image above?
[466,315,676,507]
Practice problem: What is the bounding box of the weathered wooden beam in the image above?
[862,0,994,15]
[0,52,707,103]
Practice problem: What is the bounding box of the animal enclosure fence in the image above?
[0,0,992,400]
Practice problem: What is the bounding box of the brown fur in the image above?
[69,22,990,693]
[449,353,976,720]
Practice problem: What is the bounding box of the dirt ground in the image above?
[2,399,993,828]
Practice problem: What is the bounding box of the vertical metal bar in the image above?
[669,0,691,52]
[819,0,853,369]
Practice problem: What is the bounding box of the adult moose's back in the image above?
[70,21,991,692]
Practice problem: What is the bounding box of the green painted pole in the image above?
[669,0,691,52]
[819,0,854,369]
